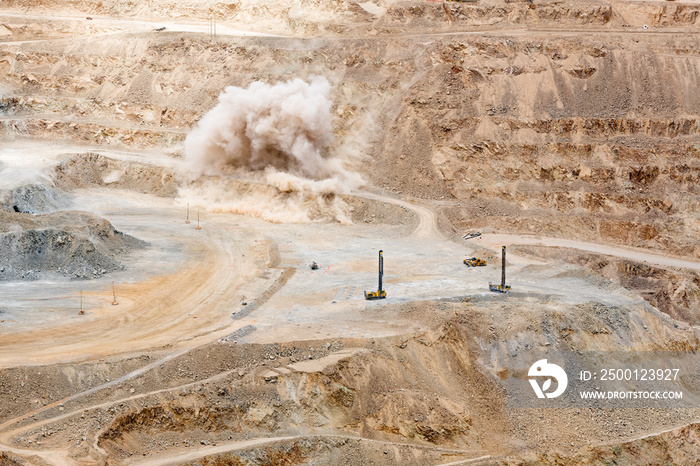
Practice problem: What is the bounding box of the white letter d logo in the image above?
[528,359,568,399]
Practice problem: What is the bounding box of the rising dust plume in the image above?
[181,77,363,223]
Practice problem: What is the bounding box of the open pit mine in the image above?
[1,0,700,464]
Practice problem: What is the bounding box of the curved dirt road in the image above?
[0,207,274,367]
[132,434,485,466]
[359,191,700,272]
[479,233,700,271]
[0,11,285,39]
[358,191,439,240]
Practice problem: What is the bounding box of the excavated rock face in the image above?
[0,452,23,466]
[0,183,71,214]
[505,422,700,465]
[0,210,146,280]
[88,300,700,462]
[52,153,179,198]
[368,35,700,257]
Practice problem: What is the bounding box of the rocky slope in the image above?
[0,209,146,280]
[2,299,697,463]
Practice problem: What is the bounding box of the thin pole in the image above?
[79,290,84,315]
[112,281,118,306]
[196,209,201,230]
[501,246,506,290]
[186,203,190,224]
[378,250,383,292]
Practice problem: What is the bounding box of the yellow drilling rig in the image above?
[364,250,386,300]
[489,246,511,293]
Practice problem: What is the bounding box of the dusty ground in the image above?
[1,0,700,464]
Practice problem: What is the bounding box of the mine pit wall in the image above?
[1,118,186,149]
[375,34,700,257]
[1,1,698,37]
[1,23,698,252]
[438,139,700,258]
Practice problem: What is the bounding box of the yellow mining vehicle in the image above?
[464,257,487,267]
[364,250,386,300]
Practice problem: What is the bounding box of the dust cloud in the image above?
[181,77,363,223]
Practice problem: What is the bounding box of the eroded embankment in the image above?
[61,299,697,462]
[2,296,698,462]
[505,422,700,465]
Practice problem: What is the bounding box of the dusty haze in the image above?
[182,77,363,223]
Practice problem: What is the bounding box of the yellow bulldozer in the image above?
[464,257,487,267]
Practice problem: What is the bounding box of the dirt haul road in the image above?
[0,183,281,367]
[0,11,285,39]
[1,147,696,366]
[132,435,485,466]
[479,233,700,271]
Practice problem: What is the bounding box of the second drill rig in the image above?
[489,246,511,293]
